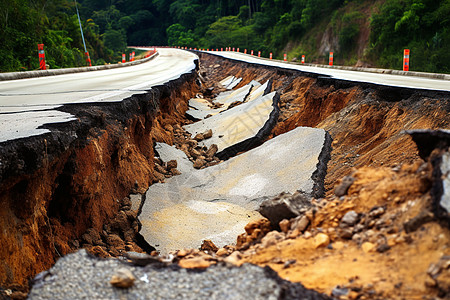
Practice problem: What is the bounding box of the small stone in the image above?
[170,168,181,175]
[291,215,310,232]
[177,249,189,257]
[361,242,376,253]
[340,228,354,239]
[203,129,213,139]
[110,268,135,288]
[341,211,359,226]
[200,239,219,252]
[261,231,285,247]
[425,276,437,287]
[223,251,242,265]
[193,158,206,169]
[369,206,385,218]
[194,133,205,141]
[333,241,345,250]
[216,248,228,256]
[303,231,312,239]
[279,219,290,233]
[334,176,355,197]
[190,148,201,158]
[179,257,212,269]
[206,144,218,158]
[166,160,177,170]
[376,243,391,253]
[314,233,330,248]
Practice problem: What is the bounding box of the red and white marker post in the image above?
[329,52,334,66]
[38,44,46,70]
[403,49,410,71]
[284,54,287,61]
[302,55,305,64]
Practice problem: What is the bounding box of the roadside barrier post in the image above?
[258,51,261,57]
[403,49,410,71]
[122,54,125,63]
[221,48,223,51]
[302,55,305,64]
[270,53,272,59]
[38,44,46,70]
[85,51,92,66]
[329,52,334,66]
[232,47,235,51]
[244,49,247,54]
[237,48,239,52]
[284,54,287,61]
[251,50,254,55]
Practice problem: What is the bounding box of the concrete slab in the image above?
[0,110,77,143]
[139,126,330,254]
[184,91,278,157]
[154,142,194,174]
[186,81,267,121]
[219,76,242,89]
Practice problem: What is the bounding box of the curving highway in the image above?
[205,50,450,92]
[0,48,198,142]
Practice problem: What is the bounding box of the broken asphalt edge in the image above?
[311,131,333,199]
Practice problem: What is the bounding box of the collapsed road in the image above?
[0,48,450,299]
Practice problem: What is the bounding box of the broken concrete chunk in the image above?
[110,268,135,288]
[140,126,330,254]
[184,91,279,159]
[219,75,242,89]
[341,210,359,226]
[258,192,312,228]
[154,142,193,174]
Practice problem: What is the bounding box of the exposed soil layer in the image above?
[0,69,199,294]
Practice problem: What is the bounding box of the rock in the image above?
[341,210,359,226]
[179,257,213,269]
[261,231,285,247]
[106,234,125,250]
[376,243,391,253]
[170,168,181,175]
[361,242,376,253]
[279,219,290,233]
[166,159,177,170]
[334,176,355,197]
[244,218,272,235]
[223,251,242,265]
[290,215,310,232]
[314,233,330,248]
[123,251,161,266]
[194,133,205,141]
[216,248,228,256]
[81,228,101,245]
[200,239,219,252]
[331,286,349,297]
[189,148,201,158]
[258,192,312,228]
[206,144,218,158]
[203,129,213,139]
[193,158,206,169]
[110,268,135,288]
[339,228,354,239]
[303,231,312,239]
[88,246,110,258]
[369,206,385,218]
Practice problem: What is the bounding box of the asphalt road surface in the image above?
[206,50,450,92]
[0,48,198,142]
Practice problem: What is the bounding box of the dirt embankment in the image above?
[0,71,199,293]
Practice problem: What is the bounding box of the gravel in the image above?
[28,250,331,300]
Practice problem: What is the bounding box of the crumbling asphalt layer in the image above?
[28,250,331,300]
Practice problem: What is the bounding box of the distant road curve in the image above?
[0,48,198,143]
[203,50,450,92]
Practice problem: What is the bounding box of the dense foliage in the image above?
[1,0,449,73]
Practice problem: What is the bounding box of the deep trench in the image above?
[0,52,449,296]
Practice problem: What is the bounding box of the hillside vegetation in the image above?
[1,0,449,73]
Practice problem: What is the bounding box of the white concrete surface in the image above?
[139,126,326,253]
[0,48,198,143]
[184,91,277,153]
[205,51,450,91]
